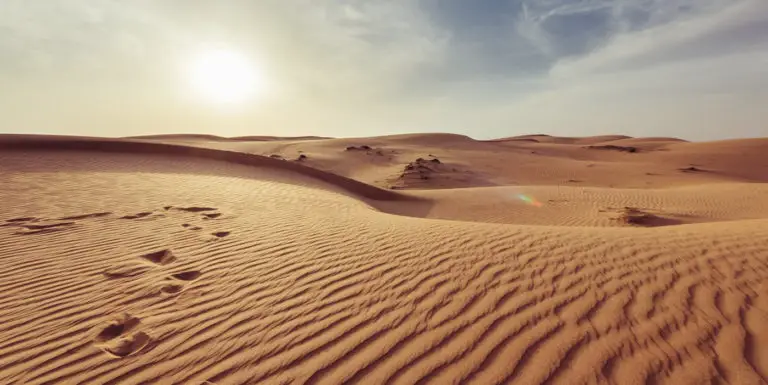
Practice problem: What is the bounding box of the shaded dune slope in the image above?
[0,135,414,203]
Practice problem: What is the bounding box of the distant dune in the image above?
[139,133,768,190]
[1,133,767,384]
[127,134,331,142]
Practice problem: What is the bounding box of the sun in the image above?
[187,49,266,105]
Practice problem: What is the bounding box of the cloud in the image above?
[0,0,766,139]
[551,0,768,79]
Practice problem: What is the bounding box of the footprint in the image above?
[121,212,153,220]
[172,271,202,281]
[5,217,38,223]
[101,331,151,357]
[13,222,76,235]
[140,249,177,265]
[94,314,151,358]
[174,207,217,213]
[23,222,75,230]
[95,314,141,342]
[160,283,185,295]
[15,229,66,235]
[211,231,230,238]
[58,212,112,220]
[160,271,201,295]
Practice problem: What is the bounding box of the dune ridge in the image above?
[126,134,331,142]
[1,134,767,384]
[0,135,414,203]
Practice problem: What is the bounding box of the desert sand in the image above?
[0,133,767,384]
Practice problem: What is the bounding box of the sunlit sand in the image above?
[1,133,767,384]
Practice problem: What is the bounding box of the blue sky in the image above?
[1,0,767,140]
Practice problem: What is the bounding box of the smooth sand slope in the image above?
[1,134,767,384]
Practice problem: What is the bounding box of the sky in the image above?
[1,0,767,140]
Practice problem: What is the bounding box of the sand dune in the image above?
[127,134,331,142]
[144,133,768,189]
[1,134,767,384]
[0,135,411,202]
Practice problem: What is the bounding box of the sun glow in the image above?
[188,49,266,105]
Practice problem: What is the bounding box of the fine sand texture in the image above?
[1,134,767,384]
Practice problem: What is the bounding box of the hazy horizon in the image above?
[2,1,767,141]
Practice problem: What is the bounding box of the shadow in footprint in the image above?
[212,231,230,238]
[140,249,177,265]
[202,213,222,219]
[172,271,202,281]
[15,228,68,235]
[14,221,75,235]
[175,207,217,213]
[5,217,38,223]
[24,222,75,230]
[161,283,185,294]
[121,212,153,220]
[95,314,141,342]
[161,271,201,295]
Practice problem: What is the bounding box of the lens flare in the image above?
[517,194,543,207]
